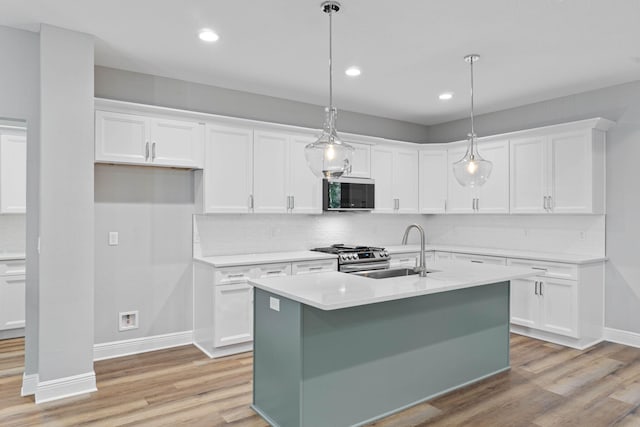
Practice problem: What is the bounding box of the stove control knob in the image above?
[384,251,389,257]
[350,254,356,260]
[340,255,347,261]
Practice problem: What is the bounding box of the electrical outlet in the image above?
[109,231,119,246]
[119,311,139,331]
[269,297,280,312]
[580,231,586,240]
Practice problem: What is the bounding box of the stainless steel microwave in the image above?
[323,178,375,211]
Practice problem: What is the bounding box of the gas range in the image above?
[311,244,391,273]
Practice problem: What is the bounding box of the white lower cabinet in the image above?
[507,258,601,349]
[194,258,336,358]
[452,253,507,266]
[0,260,26,332]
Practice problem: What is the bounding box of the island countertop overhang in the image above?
[249,263,538,310]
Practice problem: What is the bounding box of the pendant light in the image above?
[452,54,492,188]
[305,1,354,179]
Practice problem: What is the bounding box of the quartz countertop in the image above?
[0,253,25,261]
[385,244,605,264]
[194,251,337,268]
[249,262,536,310]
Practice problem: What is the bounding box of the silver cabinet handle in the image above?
[248,195,254,209]
[291,195,295,210]
[534,281,539,295]
[145,141,150,161]
[471,198,475,211]
[286,196,291,210]
[443,199,447,211]
[309,266,323,271]
[266,270,283,275]
[539,281,543,296]
[543,196,547,210]
[532,266,547,272]
[470,260,484,264]
[547,196,552,211]
[151,141,157,160]
[228,273,245,279]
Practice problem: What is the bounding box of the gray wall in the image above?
[0,25,40,381]
[38,25,94,382]
[95,66,430,143]
[94,165,193,344]
[429,80,640,335]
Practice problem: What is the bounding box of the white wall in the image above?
[195,213,429,257]
[94,165,193,344]
[37,25,95,396]
[425,215,604,256]
[428,79,640,335]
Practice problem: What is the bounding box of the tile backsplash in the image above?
[194,213,605,257]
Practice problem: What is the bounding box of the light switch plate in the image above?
[269,297,280,312]
[108,232,119,246]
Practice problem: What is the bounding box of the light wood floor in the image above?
[1,335,640,426]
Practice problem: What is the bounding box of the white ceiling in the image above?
[2,0,640,125]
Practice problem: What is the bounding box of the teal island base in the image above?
[252,281,510,427]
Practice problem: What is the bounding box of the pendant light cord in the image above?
[328,6,333,113]
[469,56,475,151]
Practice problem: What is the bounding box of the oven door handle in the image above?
[340,261,391,273]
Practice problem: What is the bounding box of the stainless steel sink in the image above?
[353,268,435,279]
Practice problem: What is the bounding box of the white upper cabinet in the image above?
[253,131,289,214]
[344,141,372,178]
[447,140,509,214]
[95,110,204,168]
[289,134,323,214]
[0,132,27,214]
[510,119,611,214]
[371,145,419,214]
[419,148,447,214]
[510,136,547,213]
[203,124,254,213]
[201,127,322,214]
[148,118,204,168]
[371,146,395,213]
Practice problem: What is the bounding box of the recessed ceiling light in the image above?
[439,92,454,101]
[198,29,219,43]
[345,66,361,77]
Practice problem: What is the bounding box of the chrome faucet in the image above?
[401,224,427,277]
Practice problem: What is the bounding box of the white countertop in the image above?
[194,251,337,267]
[385,244,605,264]
[250,262,537,311]
[0,253,25,261]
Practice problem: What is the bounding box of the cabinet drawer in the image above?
[0,260,26,276]
[389,253,418,268]
[454,253,507,266]
[214,266,253,285]
[507,259,578,280]
[291,259,336,275]
[255,263,292,279]
[434,251,453,264]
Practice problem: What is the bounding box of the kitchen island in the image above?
[249,263,537,427]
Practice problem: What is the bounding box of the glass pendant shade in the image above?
[453,133,493,187]
[305,107,354,178]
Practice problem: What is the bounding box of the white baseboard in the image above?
[604,327,640,348]
[35,371,97,404]
[93,330,193,361]
[21,373,39,396]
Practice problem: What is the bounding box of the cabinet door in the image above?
[509,278,538,328]
[149,118,203,168]
[0,275,25,330]
[289,135,322,214]
[204,124,253,213]
[95,111,149,164]
[213,282,253,347]
[419,149,447,213]
[549,130,593,213]
[510,136,547,213]
[446,144,475,213]
[0,133,26,213]
[253,131,289,213]
[539,277,578,338]
[476,140,509,213]
[347,141,371,178]
[394,148,419,214]
[371,146,395,213]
